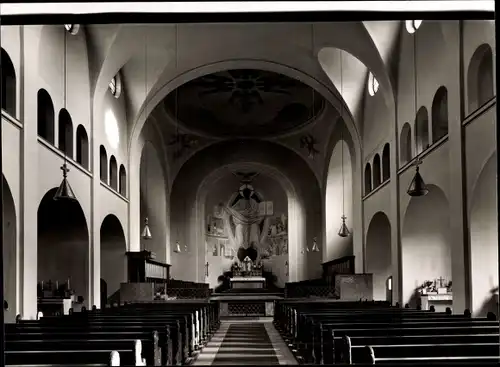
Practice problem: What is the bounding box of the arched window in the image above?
[400,123,412,165]
[119,165,127,197]
[367,72,379,96]
[109,73,122,98]
[1,48,16,117]
[415,106,429,155]
[109,156,118,190]
[100,145,108,183]
[364,163,372,194]
[64,24,80,35]
[58,109,74,158]
[37,89,55,144]
[382,143,390,181]
[373,154,381,188]
[405,20,422,34]
[467,44,494,113]
[431,86,448,143]
[76,125,89,169]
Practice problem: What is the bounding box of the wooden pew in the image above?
[6,301,220,366]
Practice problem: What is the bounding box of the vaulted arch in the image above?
[366,211,391,301]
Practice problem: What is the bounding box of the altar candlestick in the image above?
[56,281,59,289]
[67,278,70,289]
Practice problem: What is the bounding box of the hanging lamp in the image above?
[407,25,429,197]
[311,237,320,252]
[141,32,153,240]
[337,50,350,237]
[54,28,77,201]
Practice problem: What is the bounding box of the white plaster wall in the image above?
[465,105,497,316]
[325,139,353,262]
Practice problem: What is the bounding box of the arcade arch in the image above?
[37,188,89,308]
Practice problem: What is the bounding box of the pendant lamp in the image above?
[173,240,181,253]
[54,30,76,201]
[337,50,351,237]
[142,217,152,240]
[407,22,428,197]
[311,237,320,252]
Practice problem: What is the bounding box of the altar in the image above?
[230,276,266,289]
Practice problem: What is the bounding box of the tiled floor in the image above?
[193,318,297,365]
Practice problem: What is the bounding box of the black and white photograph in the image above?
[0,1,496,366]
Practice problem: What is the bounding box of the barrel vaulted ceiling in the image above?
[85,22,402,181]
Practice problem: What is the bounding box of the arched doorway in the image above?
[470,153,498,316]
[3,175,17,322]
[37,188,89,307]
[402,184,451,308]
[100,214,127,308]
[365,212,391,301]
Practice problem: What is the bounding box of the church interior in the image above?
[1,18,498,365]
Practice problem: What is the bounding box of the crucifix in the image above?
[437,276,445,288]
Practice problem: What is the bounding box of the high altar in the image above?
[229,257,266,289]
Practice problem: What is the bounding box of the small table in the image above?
[230,276,266,289]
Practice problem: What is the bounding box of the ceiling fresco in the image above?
[163,69,326,138]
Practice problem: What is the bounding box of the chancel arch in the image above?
[1,47,16,117]
[37,188,89,308]
[170,139,321,284]
[37,89,55,144]
[3,175,18,322]
[100,214,127,309]
[58,109,74,158]
[366,211,392,301]
[402,184,451,308]
[469,153,498,316]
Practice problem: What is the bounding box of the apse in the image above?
[469,153,498,316]
[3,175,17,322]
[325,137,353,263]
[402,184,451,307]
[100,214,127,308]
[37,188,89,307]
[203,170,289,289]
[365,212,392,301]
[140,141,168,263]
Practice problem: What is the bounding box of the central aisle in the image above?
[193,319,297,365]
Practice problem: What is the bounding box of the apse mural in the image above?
[205,172,288,266]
